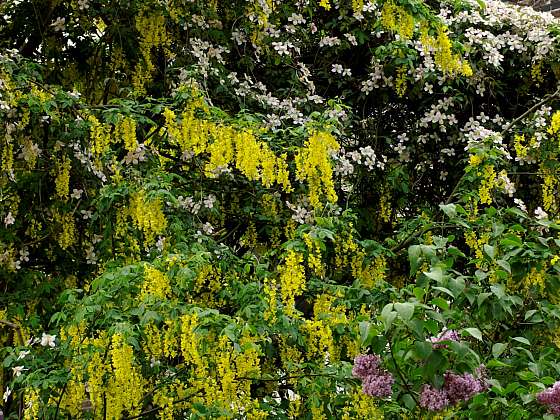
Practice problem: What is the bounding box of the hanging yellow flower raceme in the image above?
[87,115,111,158]
[279,250,306,318]
[116,115,138,153]
[129,190,168,244]
[141,264,171,299]
[54,156,71,200]
[106,333,144,419]
[295,131,340,209]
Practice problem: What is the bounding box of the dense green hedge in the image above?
[2,0,560,418]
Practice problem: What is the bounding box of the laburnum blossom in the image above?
[537,381,560,415]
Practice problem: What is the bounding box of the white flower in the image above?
[71,188,83,200]
[41,333,56,348]
[4,212,15,226]
[50,17,65,32]
[331,64,343,74]
[202,222,214,235]
[3,386,11,402]
[535,207,548,220]
[513,198,527,213]
[17,350,30,360]
[12,366,27,377]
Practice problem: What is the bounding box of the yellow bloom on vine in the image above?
[54,156,71,200]
[279,250,306,318]
[295,131,339,209]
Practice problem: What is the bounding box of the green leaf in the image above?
[395,302,415,321]
[492,343,507,358]
[440,203,457,218]
[463,327,483,341]
[414,340,433,358]
[425,267,444,282]
[512,336,530,346]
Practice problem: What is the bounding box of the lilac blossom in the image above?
[352,354,394,398]
[362,372,394,398]
[537,381,560,415]
[352,354,382,379]
[429,329,460,349]
[420,384,450,411]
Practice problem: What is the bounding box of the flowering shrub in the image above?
[1,0,560,418]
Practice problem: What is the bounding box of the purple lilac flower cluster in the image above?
[419,367,489,412]
[352,354,394,398]
[537,381,560,415]
[429,329,460,349]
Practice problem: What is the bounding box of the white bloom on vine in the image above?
[287,13,306,25]
[71,188,83,200]
[12,366,27,377]
[331,64,343,74]
[535,207,548,220]
[203,194,216,209]
[41,333,56,348]
[17,350,30,360]
[319,36,341,47]
[50,17,66,32]
[344,33,358,46]
[513,198,527,213]
[272,41,292,56]
[4,212,15,226]
[3,386,11,402]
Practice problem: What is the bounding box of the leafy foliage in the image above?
[1,0,560,418]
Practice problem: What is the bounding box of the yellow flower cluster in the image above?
[263,278,278,323]
[180,313,205,373]
[381,2,415,40]
[313,293,347,325]
[478,164,496,205]
[352,0,364,14]
[360,256,387,287]
[1,141,13,177]
[133,11,170,94]
[141,264,171,299]
[421,26,472,76]
[88,115,111,158]
[341,388,384,419]
[87,351,106,414]
[163,108,292,192]
[106,333,144,418]
[301,319,335,362]
[304,233,325,277]
[193,264,224,307]
[116,115,138,153]
[55,211,77,250]
[279,250,306,318]
[295,131,340,209]
[319,0,331,10]
[334,228,364,277]
[531,61,544,85]
[513,134,528,160]
[54,156,71,200]
[522,266,546,294]
[23,388,41,420]
[395,66,408,97]
[61,367,87,417]
[548,111,560,137]
[129,190,167,244]
[464,231,490,268]
[540,165,557,212]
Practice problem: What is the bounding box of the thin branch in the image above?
[499,86,560,137]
